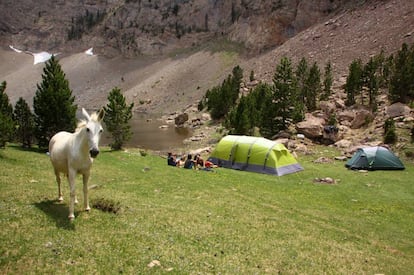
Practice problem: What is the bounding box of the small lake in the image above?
[101,113,192,151]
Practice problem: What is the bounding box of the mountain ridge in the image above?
[1,0,413,116]
[1,0,356,56]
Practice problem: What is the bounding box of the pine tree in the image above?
[389,43,413,103]
[226,96,250,135]
[305,62,321,112]
[225,83,273,137]
[345,59,363,106]
[382,54,394,88]
[272,57,297,132]
[321,61,333,101]
[259,88,276,138]
[0,81,15,148]
[295,57,308,107]
[206,85,226,119]
[221,76,235,116]
[249,70,255,82]
[14,97,35,148]
[231,65,243,102]
[373,50,387,88]
[33,56,77,148]
[249,83,270,128]
[205,65,242,120]
[363,57,379,111]
[103,87,134,150]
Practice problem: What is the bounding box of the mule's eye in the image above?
[86,128,90,132]
[99,129,103,133]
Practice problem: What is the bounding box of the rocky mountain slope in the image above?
[1,0,358,56]
[1,0,413,115]
[1,0,414,153]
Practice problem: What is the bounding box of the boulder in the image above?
[313,157,333,163]
[313,177,336,184]
[294,143,308,153]
[322,125,340,142]
[201,113,211,121]
[274,138,289,147]
[335,139,352,148]
[319,101,336,115]
[174,113,189,126]
[387,102,411,118]
[350,109,374,129]
[273,130,291,139]
[338,125,350,136]
[337,110,355,123]
[190,118,203,127]
[403,116,414,122]
[334,98,346,109]
[296,113,325,139]
[334,156,348,161]
[190,147,212,155]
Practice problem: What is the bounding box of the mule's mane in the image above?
[75,112,100,132]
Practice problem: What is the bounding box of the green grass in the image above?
[1,145,414,274]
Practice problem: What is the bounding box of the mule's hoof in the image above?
[68,214,75,220]
[58,197,63,202]
[74,200,79,204]
[85,207,91,212]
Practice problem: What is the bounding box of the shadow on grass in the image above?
[34,199,75,230]
[9,144,47,154]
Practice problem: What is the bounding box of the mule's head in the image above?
[82,108,105,158]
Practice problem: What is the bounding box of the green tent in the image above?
[207,135,303,176]
[345,146,405,170]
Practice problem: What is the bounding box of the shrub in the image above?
[328,113,337,126]
[405,151,414,159]
[250,70,255,81]
[91,197,121,214]
[411,126,414,143]
[383,118,397,144]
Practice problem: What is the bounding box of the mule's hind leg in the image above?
[82,171,91,212]
[55,170,63,202]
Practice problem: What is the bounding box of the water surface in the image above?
[102,113,192,151]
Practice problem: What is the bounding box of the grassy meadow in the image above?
[1,144,414,274]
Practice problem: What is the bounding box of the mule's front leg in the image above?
[68,169,77,220]
[82,171,91,212]
[66,174,78,204]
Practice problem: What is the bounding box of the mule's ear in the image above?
[82,108,91,121]
[97,108,105,121]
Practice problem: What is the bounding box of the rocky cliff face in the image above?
[1,0,357,56]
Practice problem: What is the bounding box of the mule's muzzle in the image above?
[90,149,100,158]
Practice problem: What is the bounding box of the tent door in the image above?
[263,143,277,170]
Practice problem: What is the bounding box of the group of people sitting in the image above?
[167,152,215,170]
